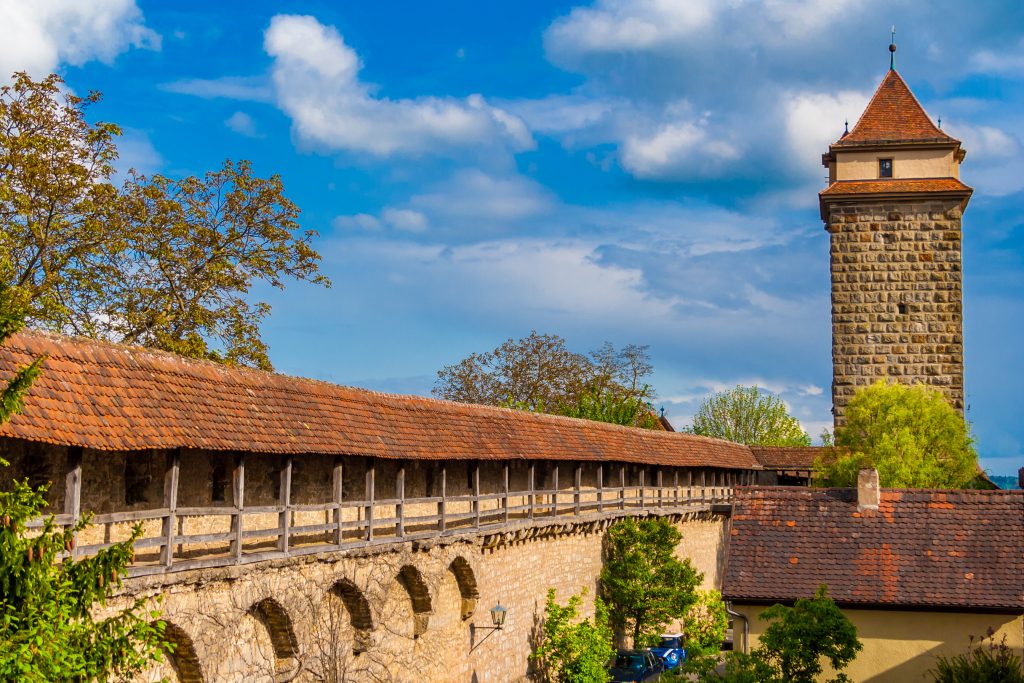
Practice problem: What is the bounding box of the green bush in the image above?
[928,631,1024,683]
[531,589,614,683]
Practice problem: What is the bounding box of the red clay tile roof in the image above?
[820,178,972,197]
[0,330,760,468]
[834,70,956,147]
[749,447,829,470]
[724,487,1024,610]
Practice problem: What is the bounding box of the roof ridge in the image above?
[836,70,956,146]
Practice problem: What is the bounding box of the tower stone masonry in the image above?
[820,68,972,425]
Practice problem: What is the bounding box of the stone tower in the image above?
[820,67,972,425]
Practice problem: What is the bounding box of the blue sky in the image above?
[2,1,1022,475]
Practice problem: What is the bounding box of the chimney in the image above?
[857,468,880,512]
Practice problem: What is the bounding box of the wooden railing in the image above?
[31,454,752,578]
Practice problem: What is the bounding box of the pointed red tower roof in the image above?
[834,70,956,147]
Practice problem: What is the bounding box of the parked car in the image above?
[649,633,687,669]
[608,649,664,682]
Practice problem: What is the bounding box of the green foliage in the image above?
[435,332,659,428]
[687,386,810,446]
[682,590,729,658]
[530,589,614,683]
[555,386,660,429]
[0,72,328,369]
[600,517,702,646]
[815,381,979,488]
[928,631,1024,683]
[0,293,169,681]
[700,586,861,683]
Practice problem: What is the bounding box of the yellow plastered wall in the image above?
[834,147,959,181]
[733,604,1023,683]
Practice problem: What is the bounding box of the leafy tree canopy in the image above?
[0,289,168,681]
[700,586,862,683]
[0,72,329,370]
[530,589,614,683]
[599,517,702,646]
[434,331,658,427]
[815,381,979,488]
[687,385,810,446]
[682,589,729,659]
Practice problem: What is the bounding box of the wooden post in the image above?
[574,463,582,516]
[230,454,245,560]
[701,469,706,504]
[673,470,679,506]
[657,469,664,507]
[472,461,481,529]
[639,468,646,509]
[365,459,375,541]
[64,447,83,559]
[597,464,604,513]
[332,458,344,546]
[160,449,180,567]
[438,465,447,532]
[687,470,693,502]
[278,455,292,554]
[528,463,535,520]
[619,465,626,510]
[502,464,509,524]
[551,464,559,517]
[396,463,406,538]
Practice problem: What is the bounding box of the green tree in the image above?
[688,386,810,446]
[0,72,328,370]
[531,589,614,683]
[434,332,657,427]
[700,586,861,683]
[600,517,702,646]
[928,631,1024,683]
[815,381,978,488]
[0,289,169,681]
[682,590,729,659]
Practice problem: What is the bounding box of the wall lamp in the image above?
[470,603,507,651]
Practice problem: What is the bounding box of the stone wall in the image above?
[827,197,964,423]
[118,511,729,683]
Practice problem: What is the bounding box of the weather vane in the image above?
[890,26,897,71]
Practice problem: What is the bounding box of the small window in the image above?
[879,158,893,178]
[211,463,229,503]
[897,303,908,315]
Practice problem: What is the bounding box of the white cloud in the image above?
[0,0,158,78]
[264,14,534,157]
[620,116,740,180]
[332,214,382,231]
[784,90,870,175]
[381,208,428,232]
[946,122,1019,160]
[410,169,554,222]
[968,39,1024,75]
[225,111,260,137]
[162,76,273,102]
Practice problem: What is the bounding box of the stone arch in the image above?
[448,556,479,620]
[157,621,204,683]
[331,578,375,654]
[397,564,433,637]
[249,598,301,678]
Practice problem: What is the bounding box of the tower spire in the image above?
[889,26,896,71]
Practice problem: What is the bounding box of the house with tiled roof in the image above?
[723,471,1024,683]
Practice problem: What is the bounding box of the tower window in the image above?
[879,158,893,178]
[897,303,908,315]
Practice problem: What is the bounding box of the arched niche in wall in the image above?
[331,578,375,655]
[154,621,205,683]
[249,598,301,679]
[397,564,433,638]
[448,556,479,621]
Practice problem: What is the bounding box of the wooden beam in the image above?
[619,465,626,510]
[597,464,604,513]
[701,469,706,504]
[673,469,679,506]
[687,470,693,502]
[438,465,447,532]
[551,464,559,517]
[574,463,582,515]
[639,468,646,509]
[528,463,535,520]
[230,454,245,560]
[502,464,509,524]
[657,468,664,508]
[365,459,375,542]
[472,461,481,529]
[396,463,405,538]
[64,446,82,559]
[332,458,344,546]
[278,455,292,554]
[160,449,180,567]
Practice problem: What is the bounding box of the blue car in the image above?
[649,633,687,670]
[608,649,664,682]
